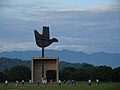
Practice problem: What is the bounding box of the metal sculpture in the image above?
[34,26,58,78]
[34,26,58,57]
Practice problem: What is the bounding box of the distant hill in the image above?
[0,57,89,72]
[0,49,120,67]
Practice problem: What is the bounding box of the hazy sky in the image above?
[0,0,120,53]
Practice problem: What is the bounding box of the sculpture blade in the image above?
[43,26,50,39]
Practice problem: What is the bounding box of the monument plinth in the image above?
[32,57,59,83]
[32,26,59,83]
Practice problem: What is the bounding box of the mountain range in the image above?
[0,49,120,68]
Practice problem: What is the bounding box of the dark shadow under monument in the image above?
[32,26,59,83]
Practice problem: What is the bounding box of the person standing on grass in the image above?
[71,80,74,85]
[88,79,92,86]
[56,79,58,84]
[16,80,19,87]
[22,80,24,85]
[68,79,70,84]
[5,80,8,86]
[73,80,76,86]
[96,79,99,85]
[43,78,47,85]
[50,79,52,85]
[29,80,32,84]
[37,79,40,86]
[44,78,47,87]
[42,78,45,85]
[63,80,66,84]
[58,80,61,87]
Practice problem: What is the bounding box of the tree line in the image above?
[0,64,120,82]
[0,66,31,82]
[60,64,120,82]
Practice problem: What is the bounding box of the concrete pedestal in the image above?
[31,57,59,83]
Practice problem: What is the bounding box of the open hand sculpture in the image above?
[34,26,58,57]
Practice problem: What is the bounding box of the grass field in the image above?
[0,82,120,90]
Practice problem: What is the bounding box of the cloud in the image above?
[0,40,37,52]
[47,44,89,52]
[0,0,120,53]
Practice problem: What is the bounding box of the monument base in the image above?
[31,57,59,83]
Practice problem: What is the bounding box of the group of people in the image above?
[38,79,76,86]
[37,78,48,86]
[36,78,62,87]
[42,78,47,86]
[5,79,32,87]
[88,79,99,86]
[67,79,76,86]
[5,78,99,87]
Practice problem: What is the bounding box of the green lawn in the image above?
[0,82,120,90]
